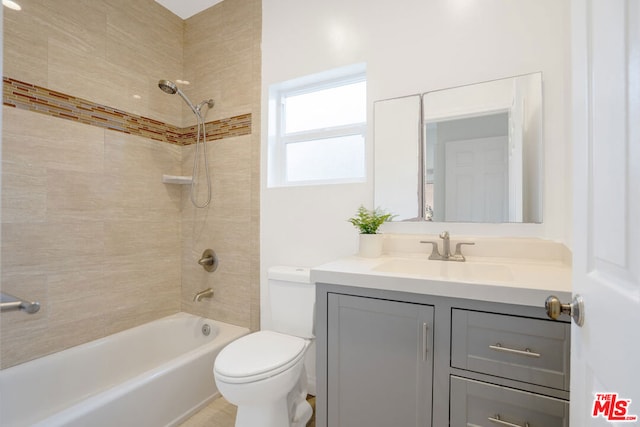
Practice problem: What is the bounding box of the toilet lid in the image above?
[214,331,307,382]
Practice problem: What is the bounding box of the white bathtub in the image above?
[0,312,249,427]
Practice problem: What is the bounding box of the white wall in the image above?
[261,0,572,325]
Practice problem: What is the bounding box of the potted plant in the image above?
[348,206,394,257]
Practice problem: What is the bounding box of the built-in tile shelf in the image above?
[162,174,193,185]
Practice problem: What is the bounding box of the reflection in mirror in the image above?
[374,95,422,221]
[373,73,543,224]
[423,73,542,223]
[426,112,510,222]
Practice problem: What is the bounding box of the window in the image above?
[268,65,367,186]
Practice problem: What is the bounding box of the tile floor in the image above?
[178,396,316,427]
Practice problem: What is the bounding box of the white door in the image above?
[570,0,640,425]
[444,136,508,222]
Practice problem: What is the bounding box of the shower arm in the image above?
[175,88,199,116]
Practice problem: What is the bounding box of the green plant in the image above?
[348,206,394,234]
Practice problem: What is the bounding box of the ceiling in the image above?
[154,0,223,20]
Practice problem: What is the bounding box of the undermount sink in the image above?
[373,258,514,283]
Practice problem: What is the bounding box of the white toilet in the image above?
[214,266,315,427]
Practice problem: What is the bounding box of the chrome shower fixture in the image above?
[158,79,199,115]
[158,79,215,208]
[197,98,216,112]
[158,79,178,94]
[158,80,214,116]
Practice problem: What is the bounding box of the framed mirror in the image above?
[374,72,543,223]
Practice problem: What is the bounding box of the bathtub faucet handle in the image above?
[198,249,218,272]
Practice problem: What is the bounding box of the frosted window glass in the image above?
[286,135,365,182]
[285,81,366,133]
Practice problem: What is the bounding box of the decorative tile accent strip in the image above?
[3,77,251,145]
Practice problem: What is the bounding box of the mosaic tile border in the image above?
[3,77,251,146]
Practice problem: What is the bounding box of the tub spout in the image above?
[193,288,214,302]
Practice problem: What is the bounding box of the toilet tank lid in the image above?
[268,266,311,283]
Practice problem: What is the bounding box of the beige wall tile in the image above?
[2,223,52,275]
[1,0,261,368]
[1,160,47,224]
[45,221,106,273]
[2,2,50,86]
[104,0,184,124]
[3,107,105,174]
[47,269,109,324]
[46,169,106,221]
[4,0,183,125]
[104,220,180,268]
[103,131,183,219]
[181,0,261,330]
[104,131,182,177]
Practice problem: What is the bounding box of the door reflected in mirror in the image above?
[374,72,543,224]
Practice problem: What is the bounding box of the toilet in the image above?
[214,266,315,427]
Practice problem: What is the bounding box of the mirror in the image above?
[374,72,543,223]
[374,95,422,221]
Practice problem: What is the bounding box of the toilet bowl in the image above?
[213,266,315,427]
[214,331,312,427]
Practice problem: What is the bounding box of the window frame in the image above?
[268,68,367,187]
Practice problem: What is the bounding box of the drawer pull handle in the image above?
[489,414,530,427]
[489,343,541,358]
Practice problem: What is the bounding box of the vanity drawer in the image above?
[450,376,569,427]
[451,309,570,390]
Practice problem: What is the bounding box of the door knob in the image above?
[545,294,584,326]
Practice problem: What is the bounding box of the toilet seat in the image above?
[214,331,307,384]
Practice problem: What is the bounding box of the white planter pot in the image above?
[358,234,384,258]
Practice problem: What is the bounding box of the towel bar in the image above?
[0,292,40,314]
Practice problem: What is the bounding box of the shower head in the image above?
[158,79,198,115]
[158,79,178,95]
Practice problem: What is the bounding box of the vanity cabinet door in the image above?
[326,294,434,427]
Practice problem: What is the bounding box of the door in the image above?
[327,294,433,427]
[571,0,640,425]
[444,136,508,222]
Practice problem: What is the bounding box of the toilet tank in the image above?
[268,266,315,339]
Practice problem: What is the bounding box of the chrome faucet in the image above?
[420,231,475,262]
[193,288,214,302]
[440,231,451,257]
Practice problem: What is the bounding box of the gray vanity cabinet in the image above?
[326,293,434,427]
[316,283,571,427]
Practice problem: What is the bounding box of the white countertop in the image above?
[311,254,572,308]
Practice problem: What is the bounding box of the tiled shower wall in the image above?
[1,0,261,368]
[180,0,261,332]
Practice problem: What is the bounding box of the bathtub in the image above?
[0,312,249,427]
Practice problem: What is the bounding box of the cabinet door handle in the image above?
[422,322,428,361]
[489,343,541,358]
[489,414,530,427]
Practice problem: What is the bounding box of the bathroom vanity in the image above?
[312,236,572,427]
